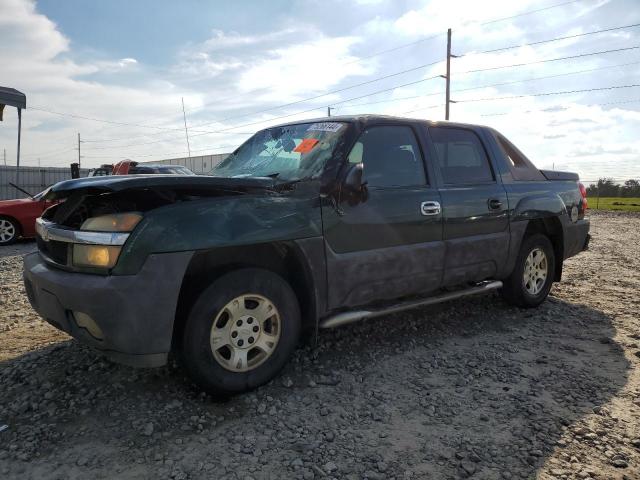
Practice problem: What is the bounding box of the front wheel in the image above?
[0,217,19,245]
[181,268,301,396]
[501,233,555,308]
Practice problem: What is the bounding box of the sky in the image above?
[0,0,639,182]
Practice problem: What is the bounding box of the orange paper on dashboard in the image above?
[293,138,319,153]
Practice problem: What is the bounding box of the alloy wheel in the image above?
[522,247,548,295]
[0,219,16,244]
[209,294,281,372]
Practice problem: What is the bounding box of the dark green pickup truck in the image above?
[24,115,590,395]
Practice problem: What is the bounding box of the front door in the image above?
[427,126,510,286]
[322,124,444,309]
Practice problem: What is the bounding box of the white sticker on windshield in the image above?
[307,122,343,133]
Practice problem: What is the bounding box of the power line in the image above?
[337,60,640,110]
[20,145,76,158]
[198,46,640,133]
[477,0,581,26]
[480,98,640,117]
[29,106,256,137]
[459,23,640,57]
[453,84,640,103]
[186,2,583,114]
[65,59,443,147]
[326,75,444,109]
[23,1,587,155]
[185,59,444,132]
[401,103,446,115]
[82,142,238,160]
[456,46,640,75]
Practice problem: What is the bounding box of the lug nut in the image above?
[237,339,244,347]
[236,320,242,327]
[247,318,253,324]
[248,337,254,344]
[252,326,259,333]
[231,331,238,338]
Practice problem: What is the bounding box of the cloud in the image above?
[0,0,638,182]
[237,36,373,101]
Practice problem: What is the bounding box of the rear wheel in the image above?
[181,268,301,396]
[501,233,555,308]
[0,217,19,245]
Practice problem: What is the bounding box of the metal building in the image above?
[140,153,230,175]
[0,165,90,200]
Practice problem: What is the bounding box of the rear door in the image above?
[322,124,444,309]
[426,126,509,286]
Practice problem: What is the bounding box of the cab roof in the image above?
[270,114,490,131]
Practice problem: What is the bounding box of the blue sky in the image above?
[1,0,639,181]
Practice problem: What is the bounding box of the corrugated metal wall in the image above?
[140,153,230,174]
[0,166,90,200]
[0,153,230,200]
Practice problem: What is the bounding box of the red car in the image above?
[0,185,54,245]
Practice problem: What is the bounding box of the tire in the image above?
[0,216,20,246]
[181,268,301,396]
[501,233,555,308]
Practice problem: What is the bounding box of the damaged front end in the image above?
[36,175,277,274]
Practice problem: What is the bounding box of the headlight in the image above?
[73,245,122,269]
[80,212,143,232]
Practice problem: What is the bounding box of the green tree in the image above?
[621,179,640,198]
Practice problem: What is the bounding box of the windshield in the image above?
[212,122,347,181]
[33,188,50,201]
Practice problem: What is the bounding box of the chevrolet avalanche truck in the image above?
[24,115,590,395]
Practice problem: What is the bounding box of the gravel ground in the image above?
[0,211,639,480]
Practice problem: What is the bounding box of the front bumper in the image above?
[23,250,193,367]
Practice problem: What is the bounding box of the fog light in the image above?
[73,244,122,269]
[73,311,104,340]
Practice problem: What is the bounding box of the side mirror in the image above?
[344,162,363,191]
[342,162,368,204]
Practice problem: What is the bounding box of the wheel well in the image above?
[524,217,563,281]
[172,242,317,350]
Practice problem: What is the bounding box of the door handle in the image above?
[421,201,441,216]
[488,198,503,210]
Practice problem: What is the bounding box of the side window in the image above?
[349,126,426,188]
[429,128,494,185]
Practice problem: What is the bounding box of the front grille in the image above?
[37,237,69,266]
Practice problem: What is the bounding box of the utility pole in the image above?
[181,97,192,171]
[327,106,334,117]
[16,107,22,186]
[445,28,452,121]
[3,148,5,166]
[77,133,81,168]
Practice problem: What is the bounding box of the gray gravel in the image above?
[0,211,639,479]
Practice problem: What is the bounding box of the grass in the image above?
[589,197,640,212]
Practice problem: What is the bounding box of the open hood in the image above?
[45,174,276,200]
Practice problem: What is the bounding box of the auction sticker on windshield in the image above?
[307,122,343,132]
[293,138,319,153]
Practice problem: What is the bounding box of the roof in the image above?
[270,114,488,131]
[0,87,26,109]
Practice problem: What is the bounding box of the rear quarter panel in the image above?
[501,180,584,277]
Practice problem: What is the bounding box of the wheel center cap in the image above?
[230,315,261,349]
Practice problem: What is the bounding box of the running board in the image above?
[319,280,503,329]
